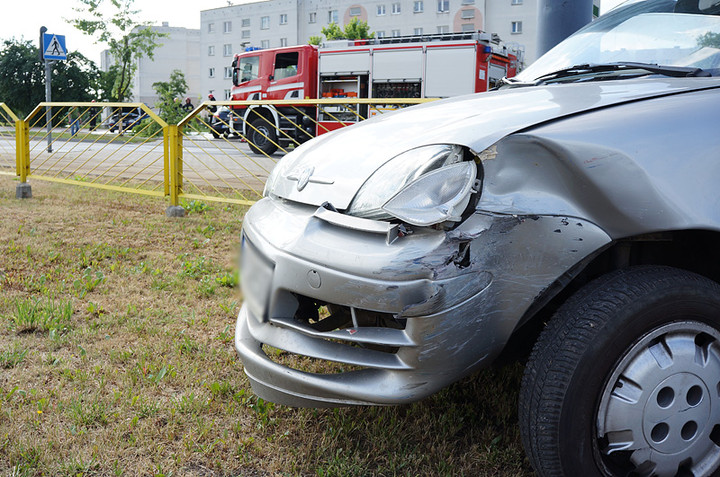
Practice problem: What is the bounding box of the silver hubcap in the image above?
[597,321,720,477]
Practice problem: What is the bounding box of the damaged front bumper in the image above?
[235,198,611,407]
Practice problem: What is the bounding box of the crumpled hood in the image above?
[269,78,720,210]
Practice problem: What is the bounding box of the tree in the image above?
[0,39,44,116]
[153,69,188,125]
[344,18,375,40]
[0,39,100,117]
[51,51,101,102]
[321,22,345,40]
[315,19,375,43]
[71,0,166,101]
[135,69,188,137]
[697,32,720,49]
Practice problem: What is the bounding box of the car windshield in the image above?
[515,0,720,83]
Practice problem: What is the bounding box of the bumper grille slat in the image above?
[270,316,416,347]
[247,312,413,370]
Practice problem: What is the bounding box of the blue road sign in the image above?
[43,33,67,61]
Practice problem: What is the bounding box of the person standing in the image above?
[182,97,194,112]
[89,100,99,129]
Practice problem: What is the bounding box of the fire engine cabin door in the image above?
[269,51,304,100]
[424,45,476,98]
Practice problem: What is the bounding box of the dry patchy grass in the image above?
[0,177,533,476]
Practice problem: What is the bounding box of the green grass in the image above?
[0,177,533,476]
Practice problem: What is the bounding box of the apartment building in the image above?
[201,0,552,100]
[103,24,202,107]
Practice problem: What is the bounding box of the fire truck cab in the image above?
[231,32,523,155]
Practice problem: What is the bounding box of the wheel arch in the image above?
[505,228,720,359]
[243,106,279,134]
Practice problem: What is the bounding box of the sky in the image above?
[0,0,235,63]
[1,0,626,64]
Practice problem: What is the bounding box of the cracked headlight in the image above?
[347,144,478,226]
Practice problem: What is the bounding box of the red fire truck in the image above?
[230,32,523,154]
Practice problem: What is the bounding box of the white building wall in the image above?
[129,24,201,107]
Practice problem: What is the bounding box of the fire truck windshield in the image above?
[238,56,260,83]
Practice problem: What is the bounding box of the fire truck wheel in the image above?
[249,118,278,155]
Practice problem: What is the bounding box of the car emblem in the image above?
[287,166,335,191]
[296,167,314,191]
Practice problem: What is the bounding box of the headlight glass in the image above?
[347,144,478,225]
[382,161,477,226]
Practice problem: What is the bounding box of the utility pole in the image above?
[40,26,53,153]
[537,0,594,57]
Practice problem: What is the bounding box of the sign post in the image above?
[40,27,67,153]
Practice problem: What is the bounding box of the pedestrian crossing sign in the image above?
[43,33,67,61]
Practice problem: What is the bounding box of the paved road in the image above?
[0,130,280,200]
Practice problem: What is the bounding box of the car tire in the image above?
[520,266,720,477]
[248,118,278,155]
[212,131,220,139]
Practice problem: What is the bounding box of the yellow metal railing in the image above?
[0,103,20,176]
[5,98,434,209]
[22,102,169,199]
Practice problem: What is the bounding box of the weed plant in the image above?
[0,178,532,476]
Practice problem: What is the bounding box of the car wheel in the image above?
[248,118,278,155]
[520,266,720,477]
[211,131,220,139]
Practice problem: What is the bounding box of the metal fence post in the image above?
[165,124,185,217]
[15,118,32,198]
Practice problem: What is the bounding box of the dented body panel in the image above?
[237,196,610,406]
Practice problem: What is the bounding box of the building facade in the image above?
[103,24,202,107]
[201,0,550,100]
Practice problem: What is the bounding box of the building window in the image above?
[392,29,401,37]
[207,23,215,33]
[392,2,401,14]
[242,30,251,39]
[511,21,523,33]
[261,16,270,29]
[461,23,475,32]
[413,1,424,12]
[377,4,386,15]
[309,12,317,23]
[208,45,215,56]
[376,30,386,37]
[511,0,522,4]
[414,27,423,35]
[223,21,232,33]
[242,18,251,27]
[437,25,449,33]
[261,39,270,48]
[224,67,233,79]
[437,0,449,12]
[280,13,288,24]
[328,10,339,23]
[223,44,232,56]
[350,7,362,16]
[461,9,474,18]
[224,89,231,100]
[209,67,215,78]
[280,37,288,47]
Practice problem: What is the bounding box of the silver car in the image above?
[236,1,720,475]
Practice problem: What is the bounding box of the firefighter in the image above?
[208,93,217,113]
